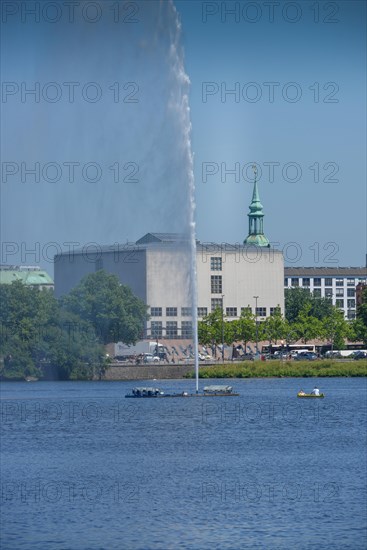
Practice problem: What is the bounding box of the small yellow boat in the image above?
[297,392,324,398]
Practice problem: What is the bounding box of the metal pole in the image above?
[221,294,225,362]
[253,296,259,355]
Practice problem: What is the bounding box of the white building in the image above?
[284,267,367,320]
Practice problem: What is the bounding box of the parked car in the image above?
[294,352,318,361]
[142,353,160,363]
[353,351,367,360]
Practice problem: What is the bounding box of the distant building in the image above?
[284,267,367,319]
[54,179,284,338]
[0,265,54,290]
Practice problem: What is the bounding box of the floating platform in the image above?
[125,385,239,398]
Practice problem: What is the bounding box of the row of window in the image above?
[151,321,192,338]
[151,305,276,318]
[285,287,356,299]
[151,307,191,317]
[285,277,366,287]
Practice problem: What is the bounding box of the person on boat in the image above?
[311,386,320,396]
[298,389,305,396]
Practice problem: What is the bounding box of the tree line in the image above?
[1,274,366,380]
[198,287,367,353]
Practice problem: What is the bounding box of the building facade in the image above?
[54,236,284,338]
[284,267,367,319]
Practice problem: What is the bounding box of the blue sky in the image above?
[1,0,366,271]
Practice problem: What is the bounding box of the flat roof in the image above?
[285,267,367,276]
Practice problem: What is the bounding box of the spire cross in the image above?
[252,164,257,182]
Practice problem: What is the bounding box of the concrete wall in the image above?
[100,363,194,380]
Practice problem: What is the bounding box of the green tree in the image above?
[198,308,226,357]
[232,308,256,351]
[357,287,367,326]
[61,270,148,345]
[285,287,333,322]
[322,306,350,351]
[294,304,323,344]
[349,318,367,346]
[0,281,105,381]
[262,308,286,346]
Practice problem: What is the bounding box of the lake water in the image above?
[1,378,366,550]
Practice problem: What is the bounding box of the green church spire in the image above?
[244,165,270,247]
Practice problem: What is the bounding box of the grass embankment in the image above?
[185,360,367,379]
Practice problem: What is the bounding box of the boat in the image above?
[125,385,239,398]
[203,385,238,396]
[126,387,165,398]
[297,392,325,398]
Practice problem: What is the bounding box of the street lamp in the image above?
[221,294,225,362]
[253,296,259,355]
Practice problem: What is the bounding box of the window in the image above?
[284,278,289,286]
[270,307,281,315]
[359,278,367,284]
[347,288,355,297]
[211,275,222,294]
[336,278,344,287]
[313,278,321,287]
[166,321,177,338]
[151,321,162,338]
[241,307,252,315]
[335,299,344,308]
[347,278,355,286]
[181,307,191,317]
[291,278,299,287]
[210,257,222,271]
[226,307,237,317]
[181,321,192,338]
[324,278,332,286]
[347,310,356,320]
[302,278,310,287]
[256,307,267,317]
[166,307,177,317]
[336,288,344,297]
[325,288,333,298]
[150,307,162,317]
[211,298,223,311]
[197,307,208,317]
[347,299,355,308]
[313,289,322,298]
